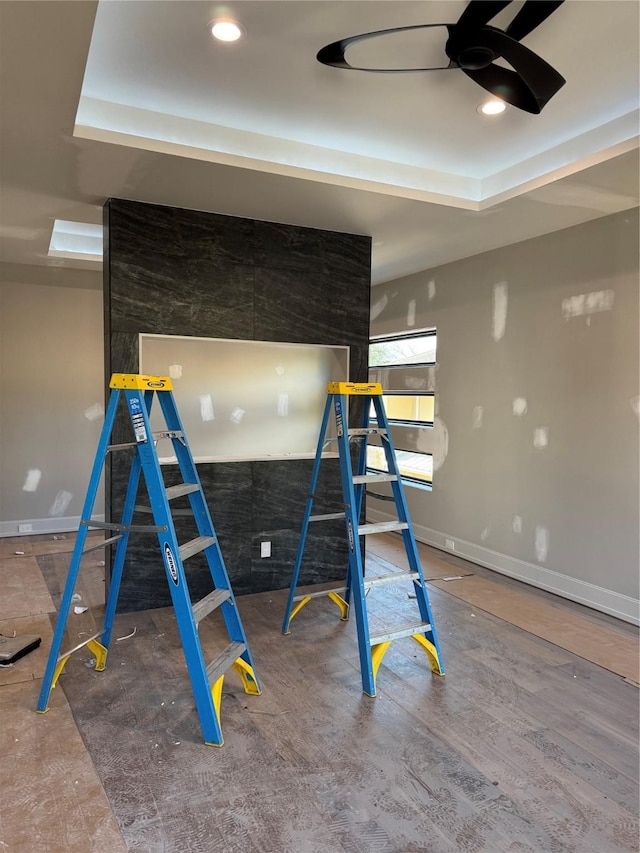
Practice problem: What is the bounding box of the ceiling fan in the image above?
[317,1,566,114]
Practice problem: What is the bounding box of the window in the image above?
[368,328,436,489]
[366,446,433,486]
[370,393,434,427]
[369,330,437,368]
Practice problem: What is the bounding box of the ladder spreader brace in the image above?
[282,381,445,697]
[36,374,261,747]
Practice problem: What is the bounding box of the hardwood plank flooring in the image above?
[0,531,638,852]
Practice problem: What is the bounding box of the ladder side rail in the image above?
[123,388,224,746]
[344,394,372,609]
[101,450,143,648]
[281,393,334,634]
[37,388,122,712]
[335,393,376,695]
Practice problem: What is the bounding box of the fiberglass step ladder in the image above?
[282,381,445,696]
[37,374,261,747]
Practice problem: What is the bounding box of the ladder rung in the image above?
[107,430,184,452]
[206,641,246,686]
[57,630,105,663]
[369,620,432,645]
[357,521,409,536]
[309,512,345,522]
[179,535,215,561]
[348,428,387,436]
[165,483,200,500]
[107,441,138,452]
[192,588,231,623]
[293,586,346,602]
[364,571,419,590]
[82,520,167,533]
[82,534,122,555]
[353,473,397,484]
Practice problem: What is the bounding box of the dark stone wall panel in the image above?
[105,198,371,610]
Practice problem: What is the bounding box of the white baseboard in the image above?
[367,507,640,626]
[0,514,105,538]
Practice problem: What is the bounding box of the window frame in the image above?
[368,327,436,490]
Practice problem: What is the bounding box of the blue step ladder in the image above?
[37,374,261,746]
[282,381,445,696]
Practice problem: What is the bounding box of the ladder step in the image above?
[206,641,246,686]
[348,427,387,436]
[192,588,231,624]
[165,483,200,500]
[293,586,346,602]
[309,512,345,522]
[369,620,432,645]
[364,571,419,590]
[82,534,122,555]
[352,473,397,484]
[357,521,409,536]
[179,536,216,561]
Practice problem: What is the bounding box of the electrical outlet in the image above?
[445,538,455,551]
[18,523,33,534]
[260,541,271,558]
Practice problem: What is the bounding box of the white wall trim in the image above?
[367,507,640,626]
[0,515,104,538]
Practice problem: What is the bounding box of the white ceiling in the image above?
[1,0,638,284]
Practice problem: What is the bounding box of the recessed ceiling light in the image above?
[210,19,244,42]
[477,99,507,116]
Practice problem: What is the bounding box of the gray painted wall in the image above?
[0,262,104,534]
[369,209,639,622]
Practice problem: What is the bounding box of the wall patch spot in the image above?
[630,397,640,418]
[84,403,104,422]
[472,406,483,429]
[533,427,548,449]
[169,364,183,379]
[427,280,436,301]
[405,376,427,390]
[275,365,285,375]
[49,490,73,517]
[370,294,388,321]
[23,469,42,492]
[480,527,489,541]
[562,289,614,320]
[407,299,416,327]
[230,407,245,424]
[535,526,549,562]
[277,393,289,417]
[430,416,449,472]
[200,394,215,422]
[492,282,508,341]
[513,397,528,416]
[513,515,522,534]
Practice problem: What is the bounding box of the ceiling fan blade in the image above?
[456,1,514,32]
[505,0,565,41]
[475,27,565,111]
[464,64,540,113]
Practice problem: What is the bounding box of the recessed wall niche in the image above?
[139,333,349,463]
[104,198,371,611]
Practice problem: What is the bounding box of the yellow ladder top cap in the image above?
[327,382,383,396]
[109,374,174,391]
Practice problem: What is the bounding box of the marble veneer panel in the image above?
[105,199,371,610]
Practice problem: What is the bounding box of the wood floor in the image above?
[0,532,638,852]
